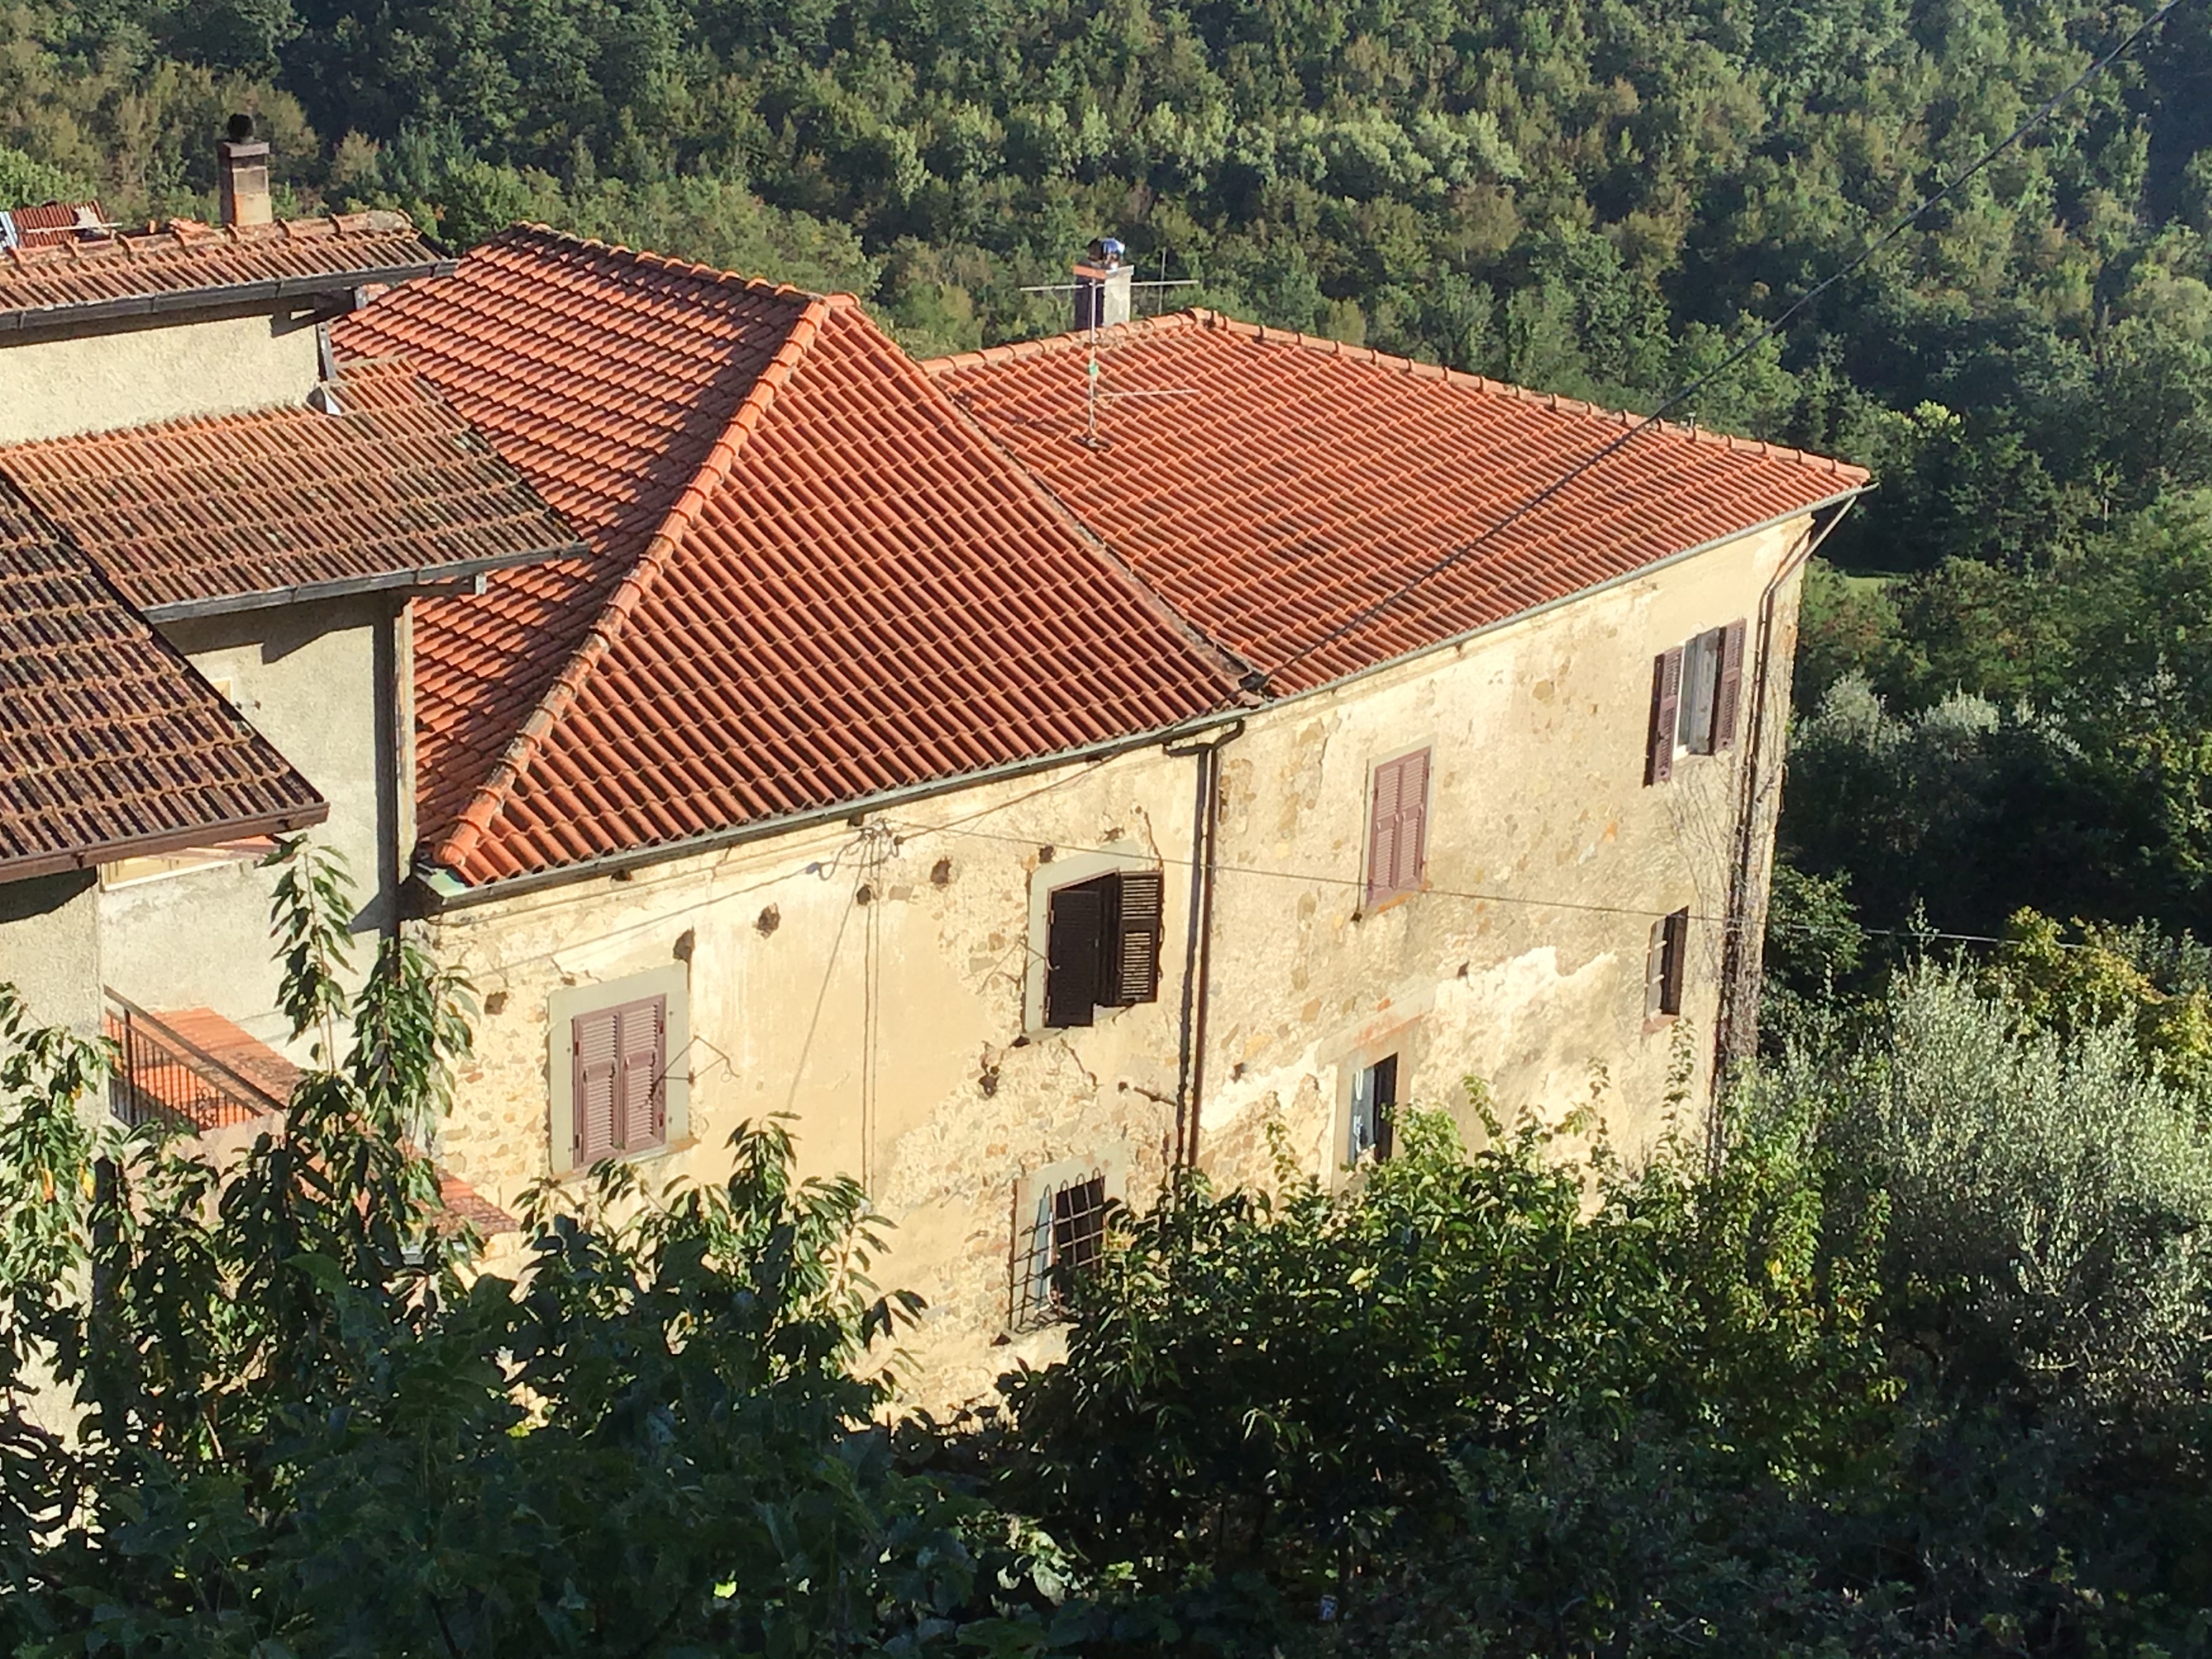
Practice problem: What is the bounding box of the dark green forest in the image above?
[11,2,2212,1650]
[9,0,2212,954]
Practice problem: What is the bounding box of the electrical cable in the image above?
[889,814,2103,952]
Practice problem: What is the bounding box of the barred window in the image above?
[1011,1168,1110,1333]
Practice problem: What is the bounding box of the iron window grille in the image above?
[1011,1169,1110,1333]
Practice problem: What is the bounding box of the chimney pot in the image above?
[218,118,272,228]
[1074,236,1132,333]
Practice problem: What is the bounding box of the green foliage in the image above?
[0,143,93,210]
[0,840,1031,1656]
[998,1086,1891,1629]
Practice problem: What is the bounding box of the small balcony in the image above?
[100,990,517,1236]
[103,991,292,1133]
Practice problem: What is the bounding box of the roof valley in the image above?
[435,294,837,873]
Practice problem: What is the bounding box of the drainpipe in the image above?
[1711,498,1860,1134]
[1168,720,1242,1168]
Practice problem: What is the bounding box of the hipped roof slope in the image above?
[0,483,325,883]
[927,310,1870,693]
[333,228,1242,884]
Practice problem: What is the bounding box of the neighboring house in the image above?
[332,228,1868,1401]
[0,139,577,1227]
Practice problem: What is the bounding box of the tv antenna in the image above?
[1019,238,1202,449]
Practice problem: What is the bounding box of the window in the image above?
[1348,1053,1398,1164]
[1042,867,1164,1029]
[570,995,666,1165]
[1364,748,1431,908]
[1646,908,1690,1020]
[547,964,690,1174]
[1646,620,1746,784]
[1011,1157,1122,1332]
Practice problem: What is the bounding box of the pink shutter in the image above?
[616,997,666,1152]
[1394,749,1430,893]
[1365,758,1400,907]
[1647,648,1683,785]
[1714,619,1747,750]
[573,1007,619,1166]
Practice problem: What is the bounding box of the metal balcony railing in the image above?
[103,992,289,1133]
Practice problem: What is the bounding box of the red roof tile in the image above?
[926,310,1870,693]
[0,362,587,619]
[0,201,107,250]
[335,230,1239,884]
[0,483,326,883]
[0,209,447,332]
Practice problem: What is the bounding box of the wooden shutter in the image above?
[615,996,666,1153]
[1714,619,1747,750]
[1646,648,1683,784]
[1661,908,1690,1016]
[1371,1054,1398,1161]
[1045,882,1106,1027]
[1365,750,1431,906]
[1102,869,1164,1006]
[572,1006,619,1166]
[1393,750,1429,897]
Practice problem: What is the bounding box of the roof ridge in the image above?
[431,292,838,874]
[500,223,827,308]
[927,307,1869,484]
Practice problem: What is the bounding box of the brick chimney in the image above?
[217,113,272,228]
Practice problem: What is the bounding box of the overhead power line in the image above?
[1243,0,2188,699]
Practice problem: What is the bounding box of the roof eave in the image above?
[134,538,592,623]
[0,797,332,886]
[0,259,459,337]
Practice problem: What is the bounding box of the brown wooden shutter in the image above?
[1647,648,1683,784]
[572,1006,619,1166]
[1365,758,1399,906]
[1102,869,1164,1006]
[1394,749,1430,894]
[1661,908,1690,1015]
[615,996,666,1152]
[1045,882,1105,1027]
[1714,619,1747,750]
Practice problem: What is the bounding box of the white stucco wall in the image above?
[0,309,325,443]
[0,871,102,1033]
[97,596,402,1054]
[425,514,1815,1404]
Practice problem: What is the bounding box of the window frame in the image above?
[547,962,691,1176]
[1646,620,1746,784]
[1010,1145,1130,1334]
[1645,908,1691,1023]
[1025,847,1165,1033]
[1347,1052,1399,1165]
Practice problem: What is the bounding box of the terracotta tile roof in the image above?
[926,310,1871,694]
[0,209,450,333]
[335,229,1240,884]
[0,483,326,883]
[0,201,107,251]
[0,362,588,619]
[332,226,833,845]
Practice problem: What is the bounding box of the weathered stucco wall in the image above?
[428,514,1815,1404]
[0,871,102,1032]
[98,596,401,1051]
[0,308,324,443]
[1194,516,1811,1191]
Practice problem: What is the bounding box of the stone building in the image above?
[329,228,1868,1400]
[0,140,566,1233]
